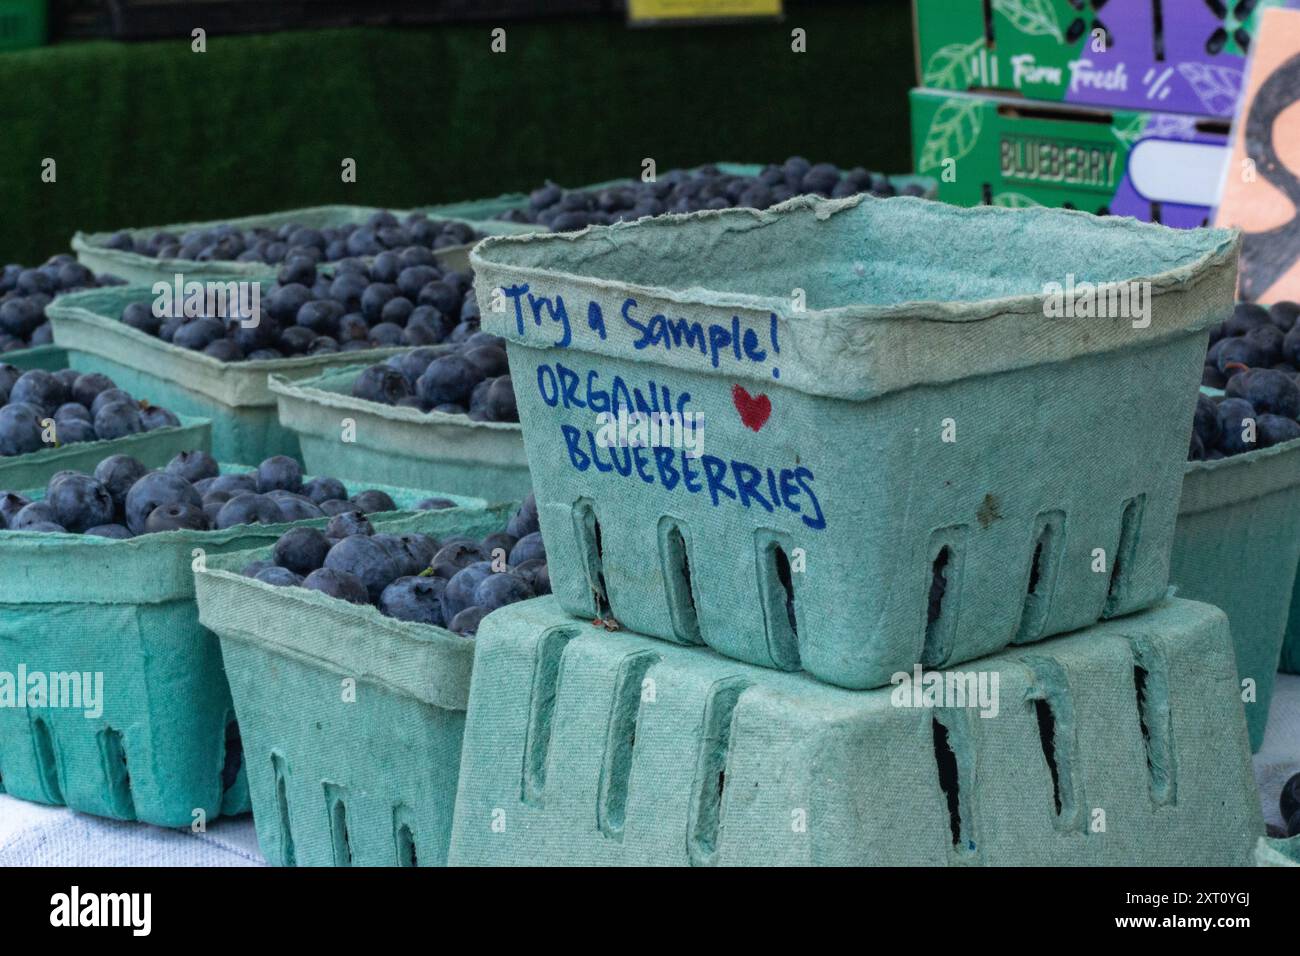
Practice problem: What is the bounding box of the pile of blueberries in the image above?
[102,210,482,267]
[1193,301,1300,460]
[1,255,123,353]
[245,493,546,637]
[351,333,516,422]
[117,253,481,361]
[0,367,181,455]
[1280,772,1300,839]
[0,449,451,537]
[497,158,925,231]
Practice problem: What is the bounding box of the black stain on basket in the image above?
[976,493,1002,529]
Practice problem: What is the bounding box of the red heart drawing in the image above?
[732,384,771,432]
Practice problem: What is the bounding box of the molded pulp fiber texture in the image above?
[448,596,1261,866]
[0,471,487,828]
[421,164,938,222]
[1255,836,1300,866]
[472,194,1240,688]
[46,286,409,463]
[71,205,533,285]
[194,505,513,867]
[270,366,530,501]
[5,345,69,372]
[1170,438,1300,751]
[0,414,209,493]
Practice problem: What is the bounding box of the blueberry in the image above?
[209,472,258,496]
[255,566,303,588]
[141,405,182,430]
[1269,302,1299,332]
[0,491,29,526]
[277,256,317,287]
[443,561,493,620]
[274,495,324,522]
[94,454,148,512]
[91,388,133,418]
[320,498,364,517]
[481,531,518,558]
[328,273,368,311]
[325,511,373,539]
[204,339,245,362]
[279,325,315,355]
[46,474,114,532]
[267,283,313,323]
[296,299,343,336]
[302,567,369,604]
[54,402,91,424]
[393,347,441,387]
[417,497,457,510]
[12,501,59,530]
[1217,337,1269,374]
[352,365,412,405]
[399,532,439,571]
[215,493,284,529]
[273,526,332,576]
[166,450,220,483]
[379,576,447,625]
[303,476,347,504]
[1258,414,1300,448]
[351,489,395,514]
[145,501,210,533]
[416,354,478,406]
[431,541,485,579]
[0,298,42,338]
[242,559,275,578]
[94,400,144,440]
[1193,394,1221,450]
[53,417,96,445]
[506,494,540,538]
[1216,398,1259,456]
[9,370,66,415]
[464,345,509,379]
[1226,367,1300,418]
[1224,302,1270,337]
[1246,325,1285,363]
[474,570,535,610]
[0,403,44,455]
[513,558,551,596]
[1282,772,1300,822]
[71,373,115,409]
[509,531,546,566]
[482,376,518,422]
[0,364,20,403]
[256,455,302,493]
[324,534,399,601]
[125,471,202,534]
[448,606,488,636]
[85,523,132,539]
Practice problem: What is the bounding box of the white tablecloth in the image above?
[3,674,1298,866]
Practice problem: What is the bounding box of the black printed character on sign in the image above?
[1238,50,1300,303]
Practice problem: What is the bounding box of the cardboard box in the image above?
[910,87,1229,227]
[914,0,1299,119]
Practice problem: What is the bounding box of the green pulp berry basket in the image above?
[71,205,534,286]
[268,365,530,501]
[471,193,1238,690]
[46,285,411,464]
[0,471,488,828]
[449,596,1261,866]
[3,345,70,372]
[194,504,511,867]
[1169,436,1300,751]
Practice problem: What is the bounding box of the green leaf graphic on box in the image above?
[1111,113,1150,147]
[919,98,984,173]
[923,38,985,90]
[993,192,1041,208]
[992,0,1063,41]
[1177,63,1243,117]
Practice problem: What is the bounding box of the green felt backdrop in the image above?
[0,3,914,264]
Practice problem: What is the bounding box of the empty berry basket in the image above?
[471,194,1239,689]
[269,365,529,502]
[0,473,488,827]
[1169,435,1300,751]
[194,505,512,866]
[71,205,531,285]
[46,286,409,463]
[448,596,1261,866]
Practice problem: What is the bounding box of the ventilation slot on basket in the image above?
[756,533,801,670]
[1131,640,1177,806]
[922,528,967,667]
[271,753,296,867]
[687,678,751,867]
[220,719,243,795]
[931,714,977,860]
[1103,495,1145,618]
[658,518,703,645]
[325,783,353,866]
[31,716,63,804]
[521,626,578,806]
[1014,512,1064,644]
[393,805,418,866]
[572,500,611,615]
[98,727,135,820]
[1025,660,1083,830]
[597,651,660,841]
